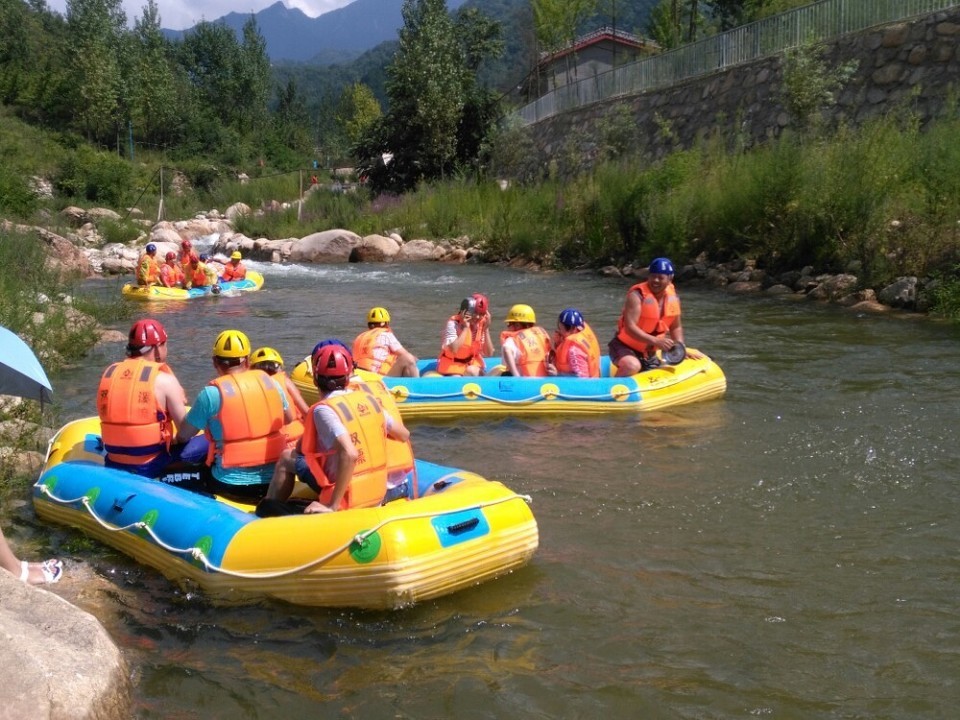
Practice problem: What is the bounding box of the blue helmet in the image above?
[648,257,675,275]
[199,253,210,262]
[311,338,350,356]
[558,308,585,329]
[146,243,157,253]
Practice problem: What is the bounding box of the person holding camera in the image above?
[437,294,494,376]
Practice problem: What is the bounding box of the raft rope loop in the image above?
[34,481,533,580]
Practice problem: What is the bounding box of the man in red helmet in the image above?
[259,343,411,516]
[97,319,206,479]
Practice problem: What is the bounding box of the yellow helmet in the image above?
[367,306,391,324]
[505,304,536,324]
[230,251,242,260]
[213,329,251,358]
[250,346,283,367]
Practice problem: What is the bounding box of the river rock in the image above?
[36,228,94,278]
[290,229,362,263]
[878,276,918,308]
[396,239,444,262]
[808,273,858,301]
[149,224,182,246]
[87,207,122,223]
[350,234,401,262]
[0,571,131,719]
[225,202,252,220]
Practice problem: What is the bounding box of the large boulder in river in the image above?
[396,238,444,262]
[290,229,361,263]
[878,276,918,309]
[350,234,401,262]
[0,571,131,719]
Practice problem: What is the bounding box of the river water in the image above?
[35,260,960,718]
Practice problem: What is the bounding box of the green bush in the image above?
[0,166,38,218]
[54,146,133,206]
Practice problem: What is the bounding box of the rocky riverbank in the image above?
[6,204,939,315]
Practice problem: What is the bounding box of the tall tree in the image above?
[336,82,382,149]
[66,0,126,142]
[234,17,271,141]
[128,0,180,148]
[359,0,467,191]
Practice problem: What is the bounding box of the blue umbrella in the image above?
[0,325,53,403]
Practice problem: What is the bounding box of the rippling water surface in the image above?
[26,258,960,718]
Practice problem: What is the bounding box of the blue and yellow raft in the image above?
[34,416,538,609]
[291,352,726,421]
[120,270,264,301]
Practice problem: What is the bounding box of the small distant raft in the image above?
[290,352,726,420]
[121,271,264,301]
[34,416,538,609]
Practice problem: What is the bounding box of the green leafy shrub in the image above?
[54,146,133,206]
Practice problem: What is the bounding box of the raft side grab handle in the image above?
[446,517,480,534]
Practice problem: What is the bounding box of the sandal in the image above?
[19,559,63,585]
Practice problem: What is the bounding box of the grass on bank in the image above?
[4,102,960,317]
[0,228,129,489]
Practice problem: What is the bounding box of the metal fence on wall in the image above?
[516,0,960,125]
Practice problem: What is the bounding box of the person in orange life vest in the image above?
[221,251,247,282]
[188,253,218,289]
[251,346,309,447]
[260,344,411,515]
[178,238,200,288]
[158,251,185,288]
[499,304,552,377]
[549,308,602,378]
[608,257,704,375]
[438,296,494,376]
[175,329,292,499]
[136,243,160,286]
[352,306,420,378]
[97,319,208,478]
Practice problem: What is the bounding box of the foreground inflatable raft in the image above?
[121,270,264,301]
[291,352,726,420]
[34,417,539,609]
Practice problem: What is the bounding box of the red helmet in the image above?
[312,345,353,379]
[128,319,167,349]
[472,292,489,316]
[165,251,177,261]
[180,238,192,249]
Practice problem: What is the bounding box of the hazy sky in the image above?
[44,0,353,31]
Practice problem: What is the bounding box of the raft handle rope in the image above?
[394,367,706,405]
[34,480,532,580]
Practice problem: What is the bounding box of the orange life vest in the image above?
[189,262,209,288]
[499,326,552,376]
[159,263,184,288]
[222,262,246,281]
[615,281,681,354]
[275,369,304,447]
[437,315,485,376]
[97,357,173,466]
[205,370,287,468]
[136,254,160,285]
[352,375,416,496]
[352,327,396,375]
[554,322,602,377]
[300,383,390,510]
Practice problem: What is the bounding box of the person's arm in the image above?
[175,388,210,443]
[284,377,311,417]
[478,315,494,356]
[502,339,521,377]
[443,318,470,353]
[385,411,410,443]
[667,316,704,359]
[157,374,189,429]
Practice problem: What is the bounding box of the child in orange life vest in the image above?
[259,344,411,516]
[352,306,420,377]
[499,304,552,377]
[549,308,602,378]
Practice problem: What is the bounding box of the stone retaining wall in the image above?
[529,9,960,165]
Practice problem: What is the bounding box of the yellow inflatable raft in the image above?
[34,417,538,609]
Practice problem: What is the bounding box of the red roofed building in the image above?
[534,27,659,95]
